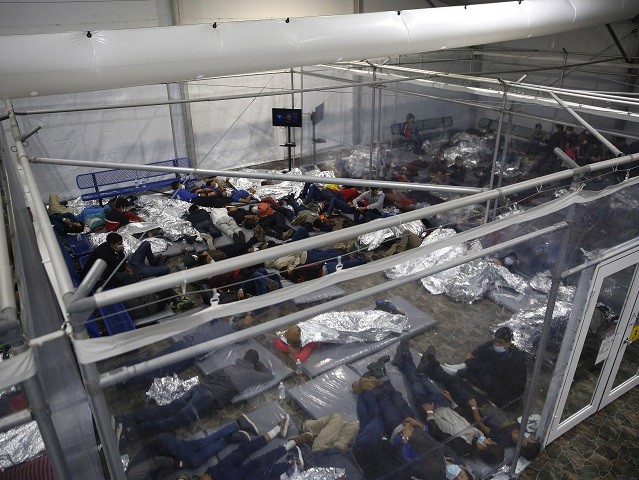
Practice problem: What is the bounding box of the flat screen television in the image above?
[272,108,302,128]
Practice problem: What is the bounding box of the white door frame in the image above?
[545,245,639,443]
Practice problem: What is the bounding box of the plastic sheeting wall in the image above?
[10,84,176,198]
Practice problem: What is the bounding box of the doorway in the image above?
[546,247,639,442]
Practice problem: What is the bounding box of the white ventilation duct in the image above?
[1,0,637,99]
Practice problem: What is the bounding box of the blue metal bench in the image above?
[56,234,102,337]
[76,157,192,203]
[391,116,453,151]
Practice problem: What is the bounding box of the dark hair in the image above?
[188,204,199,213]
[476,442,504,464]
[494,326,514,342]
[242,218,257,229]
[312,219,322,230]
[521,440,541,461]
[406,113,415,120]
[170,181,180,190]
[114,197,127,209]
[67,222,84,234]
[106,232,123,245]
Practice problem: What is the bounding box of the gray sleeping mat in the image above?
[293,284,346,305]
[486,287,546,313]
[288,365,361,422]
[302,296,438,378]
[195,339,292,403]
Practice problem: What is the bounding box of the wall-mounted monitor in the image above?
[272,108,302,128]
[311,103,324,126]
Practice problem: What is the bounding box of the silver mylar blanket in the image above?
[385,228,534,304]
[227,168,335,200]
[290,467,347,480]
[0,421,45,469]
[494,299,574,356]
[146,374,200,406]
[87,233,172,255]
[283,310,409,347]
[358,219,426,250]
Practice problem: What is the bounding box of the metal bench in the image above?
[76,157,192,203]
[391,116,453,151]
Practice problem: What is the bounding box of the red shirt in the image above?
[339,187,359,202]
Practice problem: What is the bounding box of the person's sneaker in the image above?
[232,232,240,243]
[366,358,389,379]
[286,445,305,476]
[442,363,465,375]
[253,225,266,242]
[282,229,295,240]
[392,340,411,367]
[239,231,246,243]
[115,421,127,450]
[360,377,383,391]
[291,432,313,446]
[352,380,363,395]
[278,414,290,438]
[425,345,436,359]
[228,430,251,443]
[237,413,259,436]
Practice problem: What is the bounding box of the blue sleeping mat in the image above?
[302,296,438,378]
[195,339,292,403]
[288,365,361,422]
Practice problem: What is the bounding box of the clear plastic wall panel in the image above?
[13,84,174,200]
[188,72,303,170]
[296,67,360,167]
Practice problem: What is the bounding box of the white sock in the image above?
[284,440,296,451]
[267,426,280,439]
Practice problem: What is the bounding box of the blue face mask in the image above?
[446,464,462,480]
[493,344,506,353]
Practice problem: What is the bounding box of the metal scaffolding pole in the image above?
[369,63,377,179]
[97,221,568,388]
[483,81,508,224]
[0,151,71,480]
[509,205,576,477]
[548,91,624,158]
[29,156,482,195]
[491,108,514,219]
[5,101,75,301]
[66,261,127,480]
[66,151,639,316]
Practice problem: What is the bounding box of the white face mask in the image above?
[493,344,506,353]
[446,464,462,480]
[504,256,514,266]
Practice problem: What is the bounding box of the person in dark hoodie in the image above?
[116,349,273,443]
[454,326,527,410]
[184,204,223,239]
